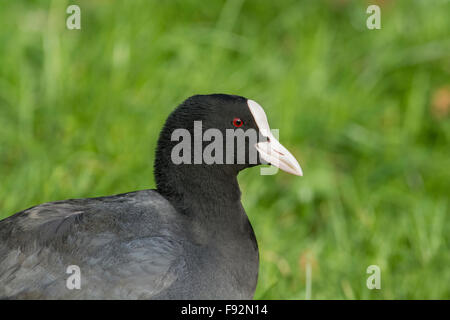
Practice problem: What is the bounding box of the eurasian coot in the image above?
[0,94,302,299]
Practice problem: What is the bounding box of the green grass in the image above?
[0,0,449,299]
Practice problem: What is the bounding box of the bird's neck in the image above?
[155,163,242,210]
[153,139,250,233]
[154,158,258,267]
[156,164,255,250]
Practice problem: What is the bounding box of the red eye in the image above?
[232,118,243,128]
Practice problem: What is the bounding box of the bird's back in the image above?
[0,190,188,299]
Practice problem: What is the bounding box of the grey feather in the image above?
[0,190,188,299]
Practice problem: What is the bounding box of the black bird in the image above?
[0,94,302,299]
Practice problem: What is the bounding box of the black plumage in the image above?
[0,94,299,299]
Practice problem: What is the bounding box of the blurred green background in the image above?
[0,0,449,299]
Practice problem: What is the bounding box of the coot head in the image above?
[154,94,302,198]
